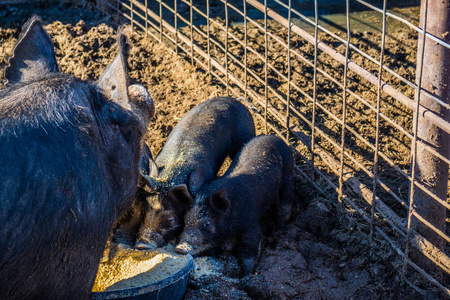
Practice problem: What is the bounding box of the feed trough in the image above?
[90,245,193,300]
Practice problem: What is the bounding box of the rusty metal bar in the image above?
[285,0,291,141]
[280,0,417,93]
[220,0,244,18]
[207,0,211,75]
[371,0,387,237]
[154,19,445,276]
[124,5,176,46]
[338,0,351,204]
[237,17,415,155]
[189,0,193,65]
[136,1,414,215]
[161,0,175,15]
[376,227,450,297]
[124,7,159,42]
[356,0,450,51]
[244,0,248,99]
[246,0,450,135]
[101,0,450,293]
[208,39,416,193]
[159,0,162,41]
[175,0,178,55]
[144,0,147,38]
[278,0,448,112]
[313,130,450,276]
[410,0,450,260]
[279,0,447,110]
[232,12,416,149]
[220,57,414,213]
[264,0,268,134]
[130,0,134,31]
[286,40,414,142]
[310,0,319,180]
[403,0,429,279]
[225,0,229,95]
[412,211,450,244]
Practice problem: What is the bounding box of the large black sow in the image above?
[0,17,154,299]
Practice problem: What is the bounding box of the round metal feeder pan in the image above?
[90,254,193,300]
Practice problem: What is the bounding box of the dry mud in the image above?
[0,1,443,299]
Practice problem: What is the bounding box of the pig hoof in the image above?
[175,242,193,255]
[135,241,157,250]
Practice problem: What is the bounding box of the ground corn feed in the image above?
[92,245,190,292]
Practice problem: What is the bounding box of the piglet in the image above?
[176,135,294,275]
[134,97,256,250]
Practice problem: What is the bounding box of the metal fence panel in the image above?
[96,0,450,295]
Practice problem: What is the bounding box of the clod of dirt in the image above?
[242,249,310,299]
[298,197,335,237]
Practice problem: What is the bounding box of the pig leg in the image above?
[277,172,294,227]
[240,226,262,275]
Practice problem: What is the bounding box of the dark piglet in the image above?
[0,17,154,299]
[175,135,294,275]
[109,143,155,246]
[136,97,255,250]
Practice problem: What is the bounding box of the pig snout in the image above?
[176,229,204,255]
[135,230,164,250]
[135,240,158,250]
[175,242,193,255]
[128,84,155,123]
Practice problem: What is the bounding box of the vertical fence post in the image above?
[411,0,450,270]
[175,0,178,55]
[285,0,291,141]
[225,0,229,95]
[145,0,148,39]
[159,0,163,42]
[264,0,268,134]
[130,0,134,30]
[338,0,351,206]
[370,0,387,238]
[310,0,318,181]
[190,0,194,65]
[243,0,247,99]
[207,0,211,76]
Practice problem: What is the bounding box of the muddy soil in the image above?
[0,1,441,299]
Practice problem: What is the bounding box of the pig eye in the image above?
[201,221,211,231]
[162,216,176,229]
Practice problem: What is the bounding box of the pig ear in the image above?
[210,189,231,214]
[169,184,194,210]
[188,168,205,194]
[140,174,159,191]
[139,143,152,175]
[4,15,59,85]
[149,159,159,178]
[97,30,130,110]
[139,143,158,177]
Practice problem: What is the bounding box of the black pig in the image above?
[136,97,255,250]
[175,135,294,275]
[0,17,154,299]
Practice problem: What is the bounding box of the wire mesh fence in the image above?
[96,0,450,295]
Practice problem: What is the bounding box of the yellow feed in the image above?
[92,245,190,293]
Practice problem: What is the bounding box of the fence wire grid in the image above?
[97,0,450,295]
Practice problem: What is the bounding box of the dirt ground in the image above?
[0,1,443,299]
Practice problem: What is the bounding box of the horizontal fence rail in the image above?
[96,0,450,296]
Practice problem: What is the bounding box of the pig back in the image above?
[155,97,255,182]
[223,135,293,212]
